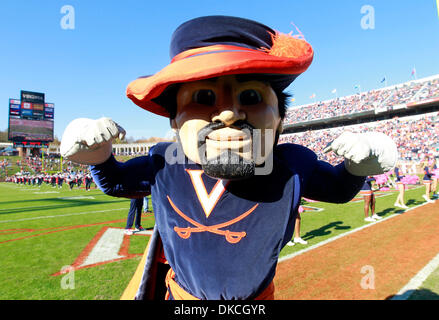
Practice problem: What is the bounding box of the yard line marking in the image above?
[58,196,95,200]
[391,251,439,300]
[80,228,126,267]
[51,227,153,276]
[349,186,422,203]
[0,200,123,212]
[34,191,60,194]
[0,219,128,245]
[349,192,393,203]
[78,228,152,268]
[0,208,127,223]
[278,200,433,263]
[0,204,64,212]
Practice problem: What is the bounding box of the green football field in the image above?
[0,182,155,300]
[0,180,437,300]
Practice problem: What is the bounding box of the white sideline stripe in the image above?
[0,208,127,223]
[391,251,439,300]
[278,199,433,263]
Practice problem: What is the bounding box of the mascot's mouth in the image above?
[205,127,252,153]
[198,121,254,145]
[206,127,251,141]
[196,121,256,180]
[198,122,254,161]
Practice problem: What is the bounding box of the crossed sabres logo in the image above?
[168,196,258,244]
[169,170,324,243]
[168,169,258,244]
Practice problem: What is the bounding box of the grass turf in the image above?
[0,179,437,299]
[278,185,428,258]
[0,182,154,300]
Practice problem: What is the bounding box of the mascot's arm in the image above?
[277,143,365,203]
[60,117,153,198]
[303,160,365,203]
[323,131,398,177]
[60,117,125,165]
[90,154,152,198]
[303,130,398,202]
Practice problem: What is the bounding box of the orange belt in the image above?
[165,268,274,300]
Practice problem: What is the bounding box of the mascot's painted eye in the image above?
[193,89,216,106]
[239,89,262,106]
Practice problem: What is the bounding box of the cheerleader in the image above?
[422,161,434,203]
[361,176,382,222]
[431,163,438,198]
[394,166,408,209]
[286,205,308,246]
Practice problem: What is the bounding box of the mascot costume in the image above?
[60,16,398,300]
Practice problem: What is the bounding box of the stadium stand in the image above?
[280,111,439,166]
[283,74,439,134]
[280,74,439,168]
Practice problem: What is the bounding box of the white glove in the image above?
[60,117,126,165]
[324,131,398,176]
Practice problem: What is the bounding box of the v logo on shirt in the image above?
[185,169,229,218]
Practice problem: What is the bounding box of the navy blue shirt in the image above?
[90,142,365,299]
[394,167,404,182]
[424,167,432,181]
[360,176,375,191]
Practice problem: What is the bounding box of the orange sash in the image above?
[165,268,274,300]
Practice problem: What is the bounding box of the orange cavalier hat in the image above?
[126,15,314,117]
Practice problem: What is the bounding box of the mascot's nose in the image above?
[212,109,246,127]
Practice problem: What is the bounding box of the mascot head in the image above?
[126,16,313,180]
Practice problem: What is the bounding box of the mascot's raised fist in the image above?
[324,131,398,176]
[60,117,126,165]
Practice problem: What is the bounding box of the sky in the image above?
[1,0,439,141]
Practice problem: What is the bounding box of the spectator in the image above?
[422,161,435,203]
[393,166,409,209]
[124,198,145,235]
[286,206,308,246]
[360,176,382,222]
[144,196,151,213]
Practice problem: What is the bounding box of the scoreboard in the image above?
[8,90,55,145]
[9,91,54,121]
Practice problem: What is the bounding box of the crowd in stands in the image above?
[283,76,439,125]
[18,155,88,174]
[279,111,439,168]
[3,154,94,190]
[0,159,9,171]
